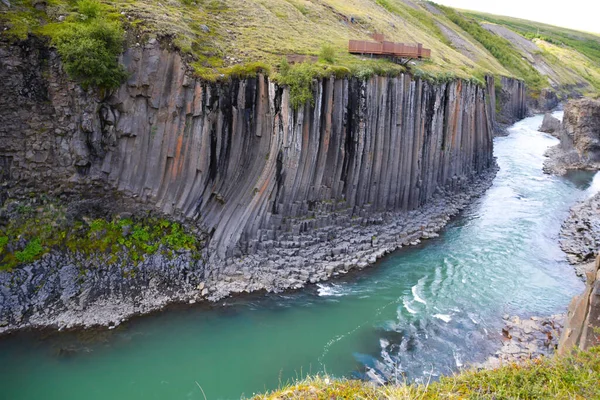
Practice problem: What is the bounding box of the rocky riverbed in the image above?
[0,167,498,334]
[478,314,564,369]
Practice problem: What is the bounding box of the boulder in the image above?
[539,113,561,136]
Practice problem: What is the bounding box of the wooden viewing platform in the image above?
[349,34,431,59]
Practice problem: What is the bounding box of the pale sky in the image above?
[432,0,600,34]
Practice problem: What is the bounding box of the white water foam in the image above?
[403,298,418,314]
[412,285,427,305]
[433,314,452,323]
[585,172,600,198]
[453,351,463,368]
[316,283,347,297]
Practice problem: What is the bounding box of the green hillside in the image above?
[1,0,599,97]
[465,10,600,95]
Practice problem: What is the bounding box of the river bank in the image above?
[481,105,600,367]
[0,167,497,334]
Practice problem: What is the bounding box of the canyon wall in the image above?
[544,98,600,174]
[1,39,497,260]
[501,76,528,121]
[0,38,524,330]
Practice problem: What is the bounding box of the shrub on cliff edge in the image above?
[42,0,127,90]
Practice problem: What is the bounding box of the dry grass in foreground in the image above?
[252,347,600,399]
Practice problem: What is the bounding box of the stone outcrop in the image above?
[560,192,600,274]
[479,314,564,369]
[529,89,560,114]
[544,98,600,174]
[0,36,521,332]
[558,255,600,354]
[496,76,528,126]
[558,192,600,354]
[539,113,561,137]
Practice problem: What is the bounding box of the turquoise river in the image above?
[0,113,596,399]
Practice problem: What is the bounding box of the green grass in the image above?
[436,4,547,94]
[1,0,599,96]
[465,12,600,65]
[462,10,600,96]
[0,198,200,272]
[1,0,127,90]
[274,59,408,109]
[254,347,600,399]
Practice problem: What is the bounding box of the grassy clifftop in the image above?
[1,0,600,96]
[253,347,600,399]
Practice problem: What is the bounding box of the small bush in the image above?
[49,18,127,89]
[277,62,317,109]
[42,1,127,90]
[279,57,290,75]
[14,238,44,263]
[319,44,336,64]
[76,0,103,20]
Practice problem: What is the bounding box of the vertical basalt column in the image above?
[0,40,499,260]
[98,49,497,258]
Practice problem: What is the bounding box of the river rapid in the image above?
[0,113,594,399]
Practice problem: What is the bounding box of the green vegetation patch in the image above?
[1,0,127,90]
[466,12,600,65]
[192,60,271,82]
[254,347,600,399]
[0,198,201,272]
[41,0,127,90]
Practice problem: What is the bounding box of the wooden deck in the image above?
[348,34,430,59]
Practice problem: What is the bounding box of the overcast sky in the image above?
[432,0,600,34]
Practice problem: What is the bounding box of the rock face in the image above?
[486,75,528,135]
[558,192,600,354]
[496,76,528,126]
[544,98,600,174]
[529,88,560,114]
[539,113,561,136]
[560,192,600,273]
[559,255,600,354]
[0,37,522,332]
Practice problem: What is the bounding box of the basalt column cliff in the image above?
[0,40,515,330]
